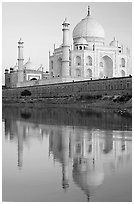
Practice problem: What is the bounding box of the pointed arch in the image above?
[76,69,81,77]
[121,70,125,77]
[101,55,113,78]
[99,62,103,67]
[87,69,92,78]
[99,71,103,78]
[86,56,92,66]
[51,60,53,69]
[76,56,81,66]
[30,78,37,81]
[121,58,125,67]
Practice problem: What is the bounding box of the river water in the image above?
[2,106,132,202]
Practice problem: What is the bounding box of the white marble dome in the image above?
[73,15,105,44]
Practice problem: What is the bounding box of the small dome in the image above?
[76,37,88,45]
[109,37,118,47]
[73,11,105,44]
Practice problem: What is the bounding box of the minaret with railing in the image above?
[62,18,70,77]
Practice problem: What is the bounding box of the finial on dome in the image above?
[19,37,23,42]
[87,6,90,16]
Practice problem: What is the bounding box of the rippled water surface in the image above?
[2,106,132,202]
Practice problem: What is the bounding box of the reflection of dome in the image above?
[73,169,104,190]
[73,160,104,200]
[73,13,105,43]
[76,37,88,45]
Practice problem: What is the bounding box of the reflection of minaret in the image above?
[17,124,26,169]
[18,133,23,169]
[61,130,69,190]
[48,127,71,190]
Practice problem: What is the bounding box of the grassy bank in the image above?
[2,94,132,116]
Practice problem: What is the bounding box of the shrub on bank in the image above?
[78,94,102,100]
[113,94,132,102]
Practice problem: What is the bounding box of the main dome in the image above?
[73,14,105,43]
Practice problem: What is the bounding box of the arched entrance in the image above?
[102,55,113,78]
[121,58,125,67]
[86,56,92,66]
[30,78,37,81]
[121,70,125,77]
[76,69,81,77]
[87,69,92,78]
[99,71,103,78]
[76,56,81,66]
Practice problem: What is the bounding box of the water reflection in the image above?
[3,106,132,130]
[3,106,132,201]
[49,127,131,201]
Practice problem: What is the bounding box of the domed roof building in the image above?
[73,7,105,46]
[49,6,129,81]
[73,16,105,40]
[5,6,130,88]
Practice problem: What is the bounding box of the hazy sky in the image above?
[2,2,132,83]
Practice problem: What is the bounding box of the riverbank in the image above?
[2,94,132,116]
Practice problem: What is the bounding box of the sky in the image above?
[2,2,132,84]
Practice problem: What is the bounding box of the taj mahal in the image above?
[5,6,130,88]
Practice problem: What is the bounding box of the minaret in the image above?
[62,18,70,77]
[18,38,24,82]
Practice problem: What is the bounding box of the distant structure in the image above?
[5,6,130,88]
[5,37,49,88]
